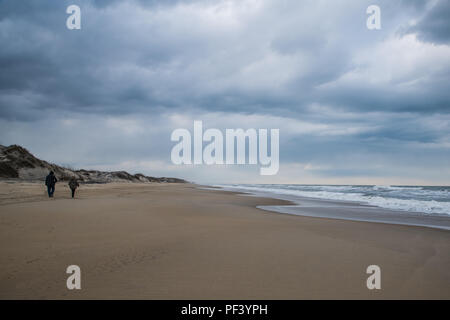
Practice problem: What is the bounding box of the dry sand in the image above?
[0,181,449,299]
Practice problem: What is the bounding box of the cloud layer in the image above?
[1,0,449,184]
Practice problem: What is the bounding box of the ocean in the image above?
[213,184,450,230]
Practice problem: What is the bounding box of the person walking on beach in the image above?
[45,171,57,198]
[68,178,79,199]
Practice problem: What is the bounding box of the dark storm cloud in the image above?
[0,0,449,183]
[407,0,450,44]
[1,0,448,121]
[0,1,449,120]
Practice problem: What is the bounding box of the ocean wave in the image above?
[217,184,450,215]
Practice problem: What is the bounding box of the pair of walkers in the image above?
[45,171,79,198]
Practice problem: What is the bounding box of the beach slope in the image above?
[0,182,449,299]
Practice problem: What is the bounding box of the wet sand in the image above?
[258,196,450,230]
[0,181,449,299]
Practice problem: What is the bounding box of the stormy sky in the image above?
[1,0,449,184]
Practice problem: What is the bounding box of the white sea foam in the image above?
[216,184,450,215]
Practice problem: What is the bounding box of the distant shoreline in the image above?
[213,184,450,231]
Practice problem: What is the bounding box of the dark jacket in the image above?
[68,179,79,190]
[45,173,57,187]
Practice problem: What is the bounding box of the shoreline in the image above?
[1,181,449,299]
[212,185,450,231]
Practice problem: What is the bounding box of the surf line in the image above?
[170,120,279,175]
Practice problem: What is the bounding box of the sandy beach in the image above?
[0,181,449,299]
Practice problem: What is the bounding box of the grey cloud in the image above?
[1,0,449,183]
[1,0,448,121]
[407,0,450,44]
